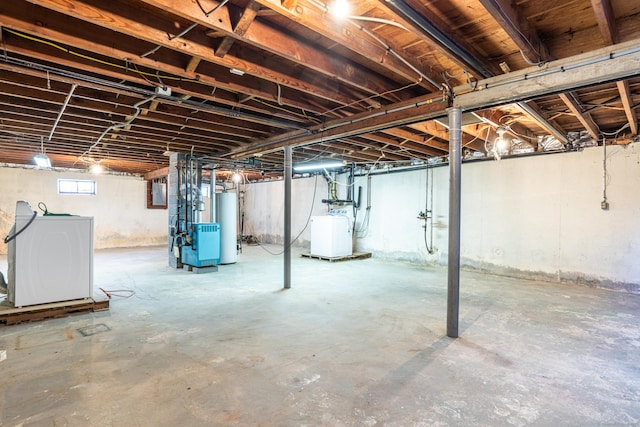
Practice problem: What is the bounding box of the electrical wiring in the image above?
[99,287,136,299]
[82,94,157,158]
[600,123,629,137]
[253,98,323,122]
[257,174,319,256]
[505,127,538,142]
[294,146,332,164]
[327,171,355,188]
[4,28,203,85]
[142,0,230,57]
[354,207,371,237]
[3,210,37,244]
[486,5,545,66]
[320,81,421,117]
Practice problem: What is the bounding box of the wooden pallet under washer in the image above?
[0,298,110,326]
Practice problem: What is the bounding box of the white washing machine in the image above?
[8,202,94,307]
[310,214,352,257]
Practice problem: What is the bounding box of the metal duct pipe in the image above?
[384,0,494,78]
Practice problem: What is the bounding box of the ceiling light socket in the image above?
[229,68,245,76]
[154,86,171,96]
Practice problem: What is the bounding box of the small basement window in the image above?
[58,179,97,195]
[147,178,167,209]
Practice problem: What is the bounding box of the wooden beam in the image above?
[0,67,273,137]
[478,0,551,64]
[247,0,434,89]
[144,166,170,180]
[3,38,313,122]
[558,93,600,141]
[512,101,567,143]
[0,7,327,115]
[185,56,201,74]
[617,80,638,135]
[16,0,357,106]
[136,0,417,97]
[591,0,618,45]
[227,94,447,158]
[281,0,297,9]
[454,38,640,110]
[215,37,236,58]
[383,127,447,153]
[363,133,443,157]
[226,39,640,159]
[415,121,485,152]
[379,0,499,78]
[215,1,261,58]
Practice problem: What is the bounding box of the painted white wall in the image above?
[241,175,331,244]
[243,143,640,290]
[0,167,167,255]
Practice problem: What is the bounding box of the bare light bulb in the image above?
[90,164,104,174]
[495,137,510,152]
[329,0,350,19]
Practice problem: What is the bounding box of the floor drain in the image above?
[77,323,111,337]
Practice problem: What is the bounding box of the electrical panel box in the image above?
[181,223,221,267]
[310,215,352,258]
[8,214,94,307]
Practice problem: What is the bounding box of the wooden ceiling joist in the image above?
[559,93,601,141]
[616,80,638,135]
[590,0,618,45]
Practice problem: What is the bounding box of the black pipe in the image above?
[385,0,494,78]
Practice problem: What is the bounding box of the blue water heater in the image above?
[181,223,221,267]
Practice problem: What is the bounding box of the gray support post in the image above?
[447,106,462,338]
[284,146,292,289]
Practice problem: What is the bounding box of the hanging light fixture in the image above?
[33,136,52,168]
[90,163,104,174]
[232,170,243,183]
[495,126,511,152]
[293,160,345,172]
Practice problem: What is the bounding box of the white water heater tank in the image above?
[215,192,238,264]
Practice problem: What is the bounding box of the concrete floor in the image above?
[0,245,639,426]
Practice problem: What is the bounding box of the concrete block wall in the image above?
[0,166,167,255]
[242,143,640,292]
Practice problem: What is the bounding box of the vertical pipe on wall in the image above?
[284,146,292,289]
[447,106,462,338]
[210,168,216,223]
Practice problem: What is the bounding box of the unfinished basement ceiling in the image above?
[0,0,638,176]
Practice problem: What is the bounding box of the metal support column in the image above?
[284,146,292,289]
[447,107,462,338]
